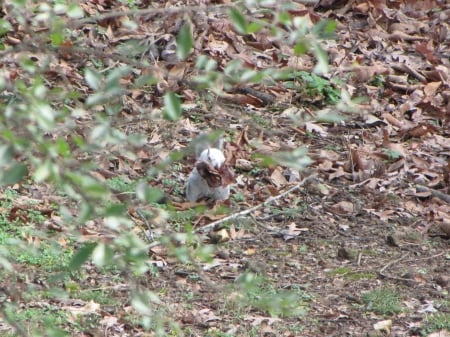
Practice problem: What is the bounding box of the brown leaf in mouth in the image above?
[196,161,234,188]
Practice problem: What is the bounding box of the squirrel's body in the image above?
[185,139,232,202]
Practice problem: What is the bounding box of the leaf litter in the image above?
[1,0,450,336]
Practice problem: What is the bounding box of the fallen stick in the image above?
[416,185,450,203]
[379,253,411,282]
[194,174,317,234]
[147,174,318,249]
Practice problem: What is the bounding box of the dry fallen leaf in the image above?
[331,201,354,215]
[373,319,392,333]
[196,161,235,188]
[270,166,288,188]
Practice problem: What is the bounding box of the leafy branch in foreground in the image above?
[0,0,341,335]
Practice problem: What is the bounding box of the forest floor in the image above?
[1,0,450,336]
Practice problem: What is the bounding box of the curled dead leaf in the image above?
[196,161,234,188]
[404,123,438,138]
[331,201,354,215]
[373,319,392,333]
[235,158,253,171]
[270,166,288,188]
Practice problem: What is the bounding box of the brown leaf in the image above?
[196,161,222,188]
[415,41,440,64]
[405,123,437,138]
[444,159,450,186]
[196,161,234,188]
[424,81,441,97]
[331,201,354,215]
[350,148,367,171]
[270,166,288,188]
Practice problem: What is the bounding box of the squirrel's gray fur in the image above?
[185,134,230,202]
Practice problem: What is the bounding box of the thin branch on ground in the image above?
[416,185,450,203]
[146,174,318,249]
[378,253,411,282]
[194,174,318,234]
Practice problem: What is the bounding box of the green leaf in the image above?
[86,92,105,106]
[246,22,261,34]
[56,138,71,157]
[67,3,84,19]
[0,145,13,167]
[69,243,97,270]
[84,68,101,90]
[312,44,329,74]
[272,147,312,171]
[105,203,128,216]
[163,92,181,121]
[105,66,131,88]
[134,74,157,87]
[136,183,164,203]
[176,23,193,60]
[229,7,247,34]
[313,19,337,39]
[50,32,63,46]
[277,11,291,25]
[33,160,53,183]
[0,19,13,36]
[92,242,113,267]
[131,291,157,315]
[1,163,27,185]
[316,109,344,123]
[294,41,309,55]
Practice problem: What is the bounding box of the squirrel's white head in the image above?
[198,148,225,169]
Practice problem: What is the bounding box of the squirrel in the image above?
[185,134,234,202]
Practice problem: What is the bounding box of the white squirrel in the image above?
[185,135,234,202]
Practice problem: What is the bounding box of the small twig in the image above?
[416,185,450,203]
[379,253,411,282]
[146,174,317,249]
[135,208,154,242]
[194,174,317,234]
[404,250,448,262]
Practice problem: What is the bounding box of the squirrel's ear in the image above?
[193,131,224,158]
[212,136,224,150]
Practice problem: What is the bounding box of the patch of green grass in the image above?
[205,330,235,337]
[382,148,403,161]
[248,167,264,176]
[251,114,271,127]
[4,306,70,336]
[422,313,450,336]
[345,271,376,280]
[161,177,184,196]
[327,266,351,276]
[14,241,74,272]
[76,289,121,306]
[361,287,402,315]
[323,144,343,152]
[106,176,137,193]
[231,192,246,203]
[272,204,308,220]
[235,272,311,318]
[0,191,73,273]
[169,208,198,229]
[327,267,376,280]
[298,244,308,253]
[369,74,386,88]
